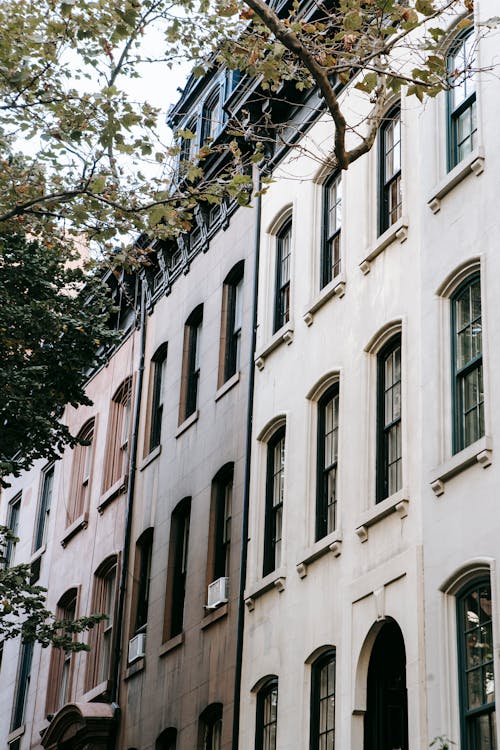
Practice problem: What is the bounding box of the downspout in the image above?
[110,280,147,710]
[232,161,265,750]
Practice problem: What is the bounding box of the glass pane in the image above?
[468,670,483,709]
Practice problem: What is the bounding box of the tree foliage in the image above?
[0,526,103,648]
[0,231,116,483]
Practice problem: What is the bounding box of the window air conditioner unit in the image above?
[128,632,146,663]
[207,576,229,609]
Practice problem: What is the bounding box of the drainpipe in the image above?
[232,161,265,750]
[110,279,147,710]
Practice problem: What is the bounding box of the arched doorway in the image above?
[364,619,408,750]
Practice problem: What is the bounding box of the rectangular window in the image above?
[263,428,285,576]
[165,499,191,640]
[376,336,402,502]
[201,90,220,143]
[379,108,402,235]
[148,345,167,453]
[310,651,336,750]
[316,388,339,540]
[322,174,342,289]
[180,307,203,423]
[5,493,21,567]
[34,464,54,552]
[274,222,292,333]
[11,641,34,730]
[457,578,496,749]
[452,275,483,453]
[448,31,477,170]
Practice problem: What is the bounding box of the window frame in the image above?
[102,378,132,493]
[263,427,286,577]
[45,588,78,715]
[164,498,191,641]
[34,463,55,552]
[379,106,402,235]
[148,344,168,454]
[180,306,203,423]
[316,386,339,541]
[451,273,483,455]
[376,334,402,503]
[85,555,119,691]
[5,493,21,567]
[201,88,221,144]
[255,678,278,750]
[321,172,342,289]
[456,577,496,749]
[208,463,233,588]
[273,220,292,333]
[310,650,336,750]
[220,262,244,385]
[132,528,154,636]
[11,641,34,731]
[67,418,95,526]
[199,703,223,750]
[447,28,477,171]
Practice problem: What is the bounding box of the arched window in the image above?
[156,727,177,750]
[274,220,292,333]
[457,577,495,747]
[310,650,336,750]
[206,464,233,607]
[147,343,168,454]
[376,334,402,502]
[45,588,78,715]
[103,377,132,492]
[448,28,477,170]
[164,498,191,640]
[316,386,339,540]
[67,418,95,526]
[451,274,483,453]
[263,427,286,576]
[256,678,278,750]
[379,106,402,235]
[322,173,342,289]
[219,261,244,385]
[179,305,203,423]
[85,555,118,691]
[199,703,223,750]
[131,528,153,638]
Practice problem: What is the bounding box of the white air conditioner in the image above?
[128,632,146,663]
[207,576,229,609]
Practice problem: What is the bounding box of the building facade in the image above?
[2,2,500,749]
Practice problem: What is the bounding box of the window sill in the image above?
[201,602,229,629]
[427,149,485,214]
[359,215,409,275]
[81,680,110,703]
[124,657,145,680]
[355,488,409,543]
[215,371,240,401]
[159,632,184,657]
[98,475,127,514]
[8,726,25,744]
[303,276,346,326]
[296,531,343,578]
[175,410,199,438]
[244,567,286,611]
[60,513,88,547]
[30,544,46,563]
[255,323,294,371]
[430,435,492,496]
[139,444,161,471]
